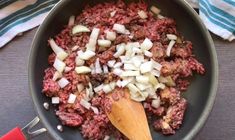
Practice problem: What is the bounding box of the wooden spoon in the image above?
[106,89,152,140]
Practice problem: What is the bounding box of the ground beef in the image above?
[56,111,83,127]
[160,87,181,105]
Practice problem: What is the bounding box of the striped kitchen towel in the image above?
[186,0,235,41]
[0,0,59,48]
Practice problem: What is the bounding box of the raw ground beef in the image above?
[42,0,205,139]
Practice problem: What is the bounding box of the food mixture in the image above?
[42,0,205,139]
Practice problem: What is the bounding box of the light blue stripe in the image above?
[0,0,11,6]
[202,0,235,23]
[200,0,235,29]
[223,0,235,6]
[0,0,17,9]
[199,3,235,34]
[0,5,54,36]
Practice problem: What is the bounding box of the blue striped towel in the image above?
[0,0,234,48]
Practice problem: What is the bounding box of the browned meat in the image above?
[56,111,83,127]
[153,119,175,135]
[160,87,181,105]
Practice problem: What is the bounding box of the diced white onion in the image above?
[80,99,91,109]
[146,87,156,96]
[64,67,72,73]
[52,97,60,104]
[113,68,123,76]
[140,61,153,74]
[133,47,142,54]
[52,71,62,81]
[95,58,102,74]
[68,94,77,104]
[120,77,134,87]
[77,50,96,60]
[94,84,104,93]
[124,63,138,70]
[155,83,166,90]
[106,31,116,41]
[68,15,75,26]
[90,64,96,75]
[90,28,100,40]
[85,39,96,52]
[114,44,125,58]
[130,95,145,102]
[113,24,126,34]
[140,91,149,98]
[91,106,99,114]
[72,45,79,51]
[127,83,140,94]
[103,84,113,94]
[75,57,85,66]
[152,59,162,71]
[150,6,161,15]
[49,39,68,61]
[136,75,149,84]
[166,40,176,57]
[148,73,159,86]
[116,80,122,88]
[151,98,161,109]
[109,82,116,90]
[167,34,177,40]
[151,69,161,77]
[75,66,91,74]
[141,38,153,51]
[58,77,70,88]
[107,60,116,67]
[131,56,144,68]
[77,84,84,92]
[98,39,112,47]
[72,25,90,35]
[157,14,165,19]
[121,71,140,77]
[88,82,94,98]
[104,135,110,140]
[110,11,116,17]
[103,65,109,73]
[113,62,123,68]
[53,58,66,73]
[138,10,148,19]
[135,83,151,91]
[144,50,153,57]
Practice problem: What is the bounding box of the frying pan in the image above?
[6,0,219,139]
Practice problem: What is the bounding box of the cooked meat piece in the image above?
[153,119,175,135]
[160,87,181,105]
[56,111,83,127]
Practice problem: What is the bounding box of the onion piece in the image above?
[151,98,161,109]
[113,62,123,68]
[150,6,161,15]
[121,71,140,77]
[68,15,75,26]
[104,135,110,140]
[68,94,77,104]
[98,39,111,47]
[53,58,66,73]
[88,82,94,98]
[166,40,176,57]
[140,38,153,51]
[91,106,99,114]
[109,82,116,90]
[113,68,123,76]
[58,77,70,88]
[64,67,72,73]
[85,39,96,52]
[133,47,142,54]
[49,39,68,61]
[72,45,79,51]
[107,60,116,67]
[106,31,116,41]
[147,73,159,86]
[127,83,140,94]
[155,83,166,90]
[124,63,138,70]
[136,75,149,84]
[144,50,153,57]
[138,10,148,19]
[110,11,116,17]
[151,59,162,71]
[131,56,144,68]
[77,84,84,92]
[95,58,102,74]
[94,84,104,93]
[114,44,125,58]
[140,61,153,74]
[80,99,91,109]
[90,28,100,40]
[90,64,96,75]
[157,14,165,19]
[77,50,96,60]
[135,83,151,91]
[103,65,109,73]
[167,34,177,40]
[116,80,122,87]
[103,84,113,94]
[52,71,62,81]
[120,77,134,87]
[130,95,145,102]
[52,97,60,104]
[75,57,85,66]
[151,69,161,77]
[75,66,91,74]
[113,24,126,34]
[72,25,90,35]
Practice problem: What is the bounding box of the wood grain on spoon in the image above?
[106,89,152,140]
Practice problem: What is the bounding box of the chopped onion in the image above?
[113,24,126,34]
[94,84,104,93]
[52,97,60,104]
[110,11,116,17]
[107,60,116,67]
[146,87,156,96]
[151,98,161,109]
[113,62,123,68]
[90,64,96,74]
[88,82,94,98]
[109,82,116,90]
[144,50,153,57]
[158,76,176,87]
[127,42,141,49]
[140,38,153,51]
[91,106,99,114]
[157,14,165,19]
[131,56,144,67]
[155,83,166,90]
[77,84,84,92]
[90,28,100,40]
[150,6,161,15]
[166,40,176,57]
[151,59,162,71]
[85,88,91,101]
[103,65,109,73]
[127,83,140,94]
[114,44,125,58]
[68,94,77,104]
[140,61,153,74]
[133,47,142,54]
[148,73,159,86]
[75,57,85,66]
[138,10,148,19]
[64,67,72,73]
[80,99,91,109]
[68,15,75,26]
[77,50,96,60]
[103,84,113,94]
[113,68,123,76]
[104,135,110,140]
[124,63,138,70]
[49,39,68,61]
[135,83,151,91]
[167,34,177,40]
[85,39,96,52]
[52,71,62,81]
[98,39,111,47]
[151,69,161,77]
[106,31,116,41]
[95,58,102,74]
[136,75,149,84]
[140,91,149,98]
[116,80,122,87]
[58,77,70,88]
[130,95,145,102]
[121,71,140,77]
[53,58,66,73]
[72,45,79,51]
[75,66,91,74]
[120,77,134,87]
[72,25,90,35]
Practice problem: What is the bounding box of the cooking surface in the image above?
[0,29,234,140]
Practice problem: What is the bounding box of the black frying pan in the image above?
[27,0,218,139]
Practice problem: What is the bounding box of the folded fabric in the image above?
[186,0,235,41]
[0,0,59,48]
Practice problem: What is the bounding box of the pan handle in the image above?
[1,117,47,140]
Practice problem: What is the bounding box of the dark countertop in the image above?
[0,29,234,140]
